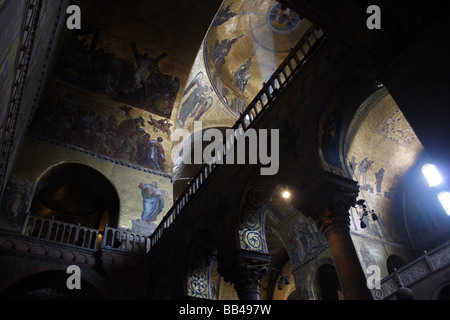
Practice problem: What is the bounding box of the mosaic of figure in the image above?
[287,218,327,268]
[233,59,252,93]
[0,176,33,228]
[148,137,166,172]
[56,28,179,118]
[131,181,168,235]
[148,114,172,138]
[177,72,213,127]
[139,181,166,222]
[130,42,167,99]
[212,4,237,27]
[30,90,171,174]
[321,110,343,168]
[375,168,385,194]
[213,38,237,65]
[358,157,375,193]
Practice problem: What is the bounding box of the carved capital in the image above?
[298,172,359,233]
[233,262,268,292]
[219,250,271,299]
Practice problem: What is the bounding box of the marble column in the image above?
[319,211,373,300]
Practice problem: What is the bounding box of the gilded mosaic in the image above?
[345,92,424,245]
[55,27,179,119]
[29,79,173,175]
[204,0,312,116]
[173,0,313,134]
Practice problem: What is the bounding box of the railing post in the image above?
[423,250,437,271]
[101,224,109,248]
[290,47,301,66]
[20,213,31,235]
[46,217,54,240]
[74,223,81,243]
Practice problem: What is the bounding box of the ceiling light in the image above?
[282,191,291,199]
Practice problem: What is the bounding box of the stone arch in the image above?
[317,67,381,176]
[304,257,338,300]
[432,281,450,300]
[172,126,232,199]
[386,254,406,274]
[0,269,104,300]
[236,172,277,254]
[30,162,120,229]
[272,260,296,300]
[291,256,334,300]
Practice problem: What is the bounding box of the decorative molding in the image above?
[374,241,450,299]
[238,182,270,253]
[0,230,148,268]
[0,0,68,194]
[0,0,43,194]
[291,244,330,272]
[24,0,68,131]
[350,230,412,251]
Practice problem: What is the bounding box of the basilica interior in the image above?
[0,0,449,301]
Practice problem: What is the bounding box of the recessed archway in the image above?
[30,162,120,230]
[314,264,342,300]
[386,255,406,274]
[434,283,450,300]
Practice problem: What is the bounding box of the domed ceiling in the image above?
[345,89,424,246]
[205,0,311,116]
[174,0,312,132]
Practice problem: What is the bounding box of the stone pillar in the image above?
[318,211,373,300]
[300,172,373,300]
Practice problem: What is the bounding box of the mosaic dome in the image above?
[204,0,312,116]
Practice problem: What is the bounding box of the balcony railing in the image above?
[20,214,151,254]
[149,25,326,249]
[102,225,151,253]
[374,240,450,299]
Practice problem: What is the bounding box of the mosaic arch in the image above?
[205,0,311,117]
[174,0,313,132]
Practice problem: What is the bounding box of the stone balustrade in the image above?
[373,240,450,299]
[20,213,151,254]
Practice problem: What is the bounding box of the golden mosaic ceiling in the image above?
[204,0,312,116]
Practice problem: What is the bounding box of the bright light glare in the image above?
[422,164,444,187]
[282,191,291,199]
[438,192,450,216]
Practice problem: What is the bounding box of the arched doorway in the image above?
[386,255,406,274]
[314,264,342,300]
[30,162,120,230]
[436,284,450,300]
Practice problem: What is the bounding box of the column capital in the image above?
[219,249,271,300]
[296,172,359,233]
[232,262,268,298]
